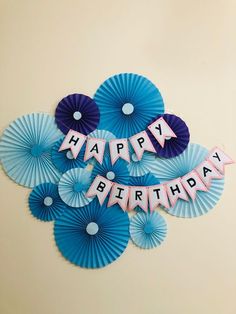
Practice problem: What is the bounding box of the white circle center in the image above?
[44,196,53,206]
[106,171,115,180]
[131,153,139,162]
[86,222,99,235]
[122,103,134,115]
[66,150,74,159]
[165,136,171,140]
[73,111,82,120]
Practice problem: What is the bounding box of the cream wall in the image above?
[0,1,236,314]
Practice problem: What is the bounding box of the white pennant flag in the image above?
[181,170,208,200]
[129,186,148,212]
[208,147,234,174]
[166,178,188,207]
[129,131,156,160]
[149,184,170,211]
[86,175,113,205]
[195,160,223,187]
[84,138,106,164]
[148,117,177,148]
[107,183,129,211]
[109,139,130,165]
[59,129,86,159]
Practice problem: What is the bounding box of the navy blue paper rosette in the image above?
[0,113,62,188]
[55,94,100,135]
[94,73,165,138]
[91,155,130,185]
[58,168,94,207]
[153,143,225,218]
[28,183,66,221]
[51,138,88,173]
[54,199,130,268]
[147,113,190,158]
[129,174,160,212]
[130,211,167,249]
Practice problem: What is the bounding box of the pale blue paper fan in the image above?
[94,73,165,138]
[153,143,225,218]
[130,211,167,249]
[28,183,66,221]
[51,138,88,173]
[58,168,94,207]
[54,199,130,268]
[128,146,159,177]
[0,113,62,187]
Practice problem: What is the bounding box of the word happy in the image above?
[59,117,177,163]
[86,147,233,211]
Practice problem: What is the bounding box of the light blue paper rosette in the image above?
[94,73,165,138]
[128,146,159,177]
[51,138,88,173]
[54,199,130,268]
[58,168,93,207]
[91,155,129,185]
[130,211,167,249]
[28,183,66,221]
[129,174,160,212]
[0,113,62,187]
[153,143,225,218]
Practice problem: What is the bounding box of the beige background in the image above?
[0,1,236,314]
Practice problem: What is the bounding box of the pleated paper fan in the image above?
[29,183,66,221]
[147,114,190,158]
[55,94,100,135]
[153,143,225,218]
[0,113,62,188]
[128,146,159,177]
[94,73,165,138]
[91,155,129,185]
[58,168,94,207]
[51,138,87,173]
[54,199,130,268]
[129,174,160,213]
[130,211,167,249]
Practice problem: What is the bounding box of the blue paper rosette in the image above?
[55,94,100,135]
[153,143,225,218]
[0,113,62,188]
[94,73,165,138]
[28,183,66,221]
[91,155,130,185]
[54,199,130,268]
[51,138,88,173]
[130,211,167,249]
[58,168,94,207]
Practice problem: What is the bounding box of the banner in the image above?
[86,148,233,211]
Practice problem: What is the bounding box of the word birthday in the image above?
[59,117,177,163]
[86,147,233,211]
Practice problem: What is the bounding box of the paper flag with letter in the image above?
[208,147,234,174]
[59,129,86,159]
[129,131,155,160]
[84,137,106,164]
[181,170,208,200]
[109,139,130,164]
[86,175,113,205]
[108,183,129,211]
[148,117,177,147]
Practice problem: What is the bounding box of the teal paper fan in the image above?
[58,168,94,207]
[130,211,167,249]
[0,113,62,187]
[28,183,66,221]
[54,199,130,268]
[153,143,225,218]
[94,73,165,138]
[51,138,88,173]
